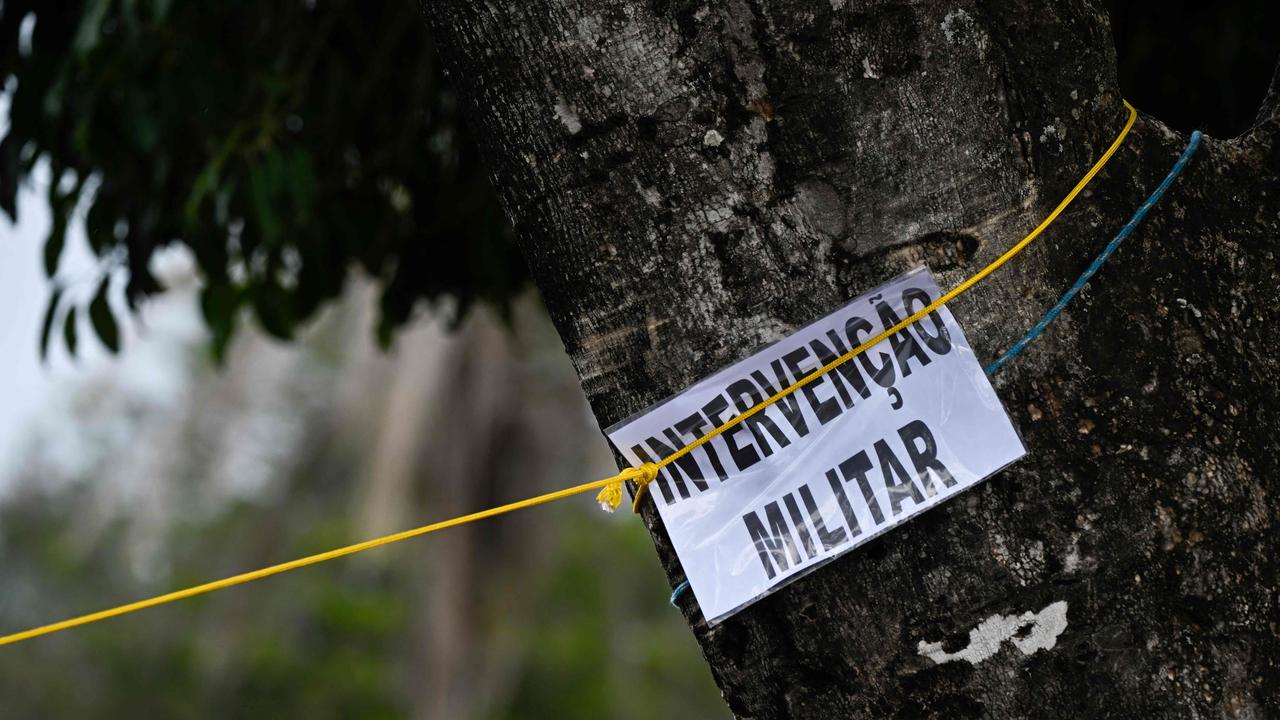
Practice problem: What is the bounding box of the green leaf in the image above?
[39,286,65,363]
[63,306,79,359]
[200,281,239,362]
[249,157,282,247]
[44,216,67,277]
[43,168,80,278]
[85,194,115,255]
[199,282,237,329]
[89,276,121,354]
[287,148,316,219]
[72,0,112,54]
[149,0,175,22]
[252,282,294,341]
[375,315,394,351]
[184,155,224,226]
[5,0,529,357]
[0,136,17,221]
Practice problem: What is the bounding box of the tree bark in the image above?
[424,1,1280,716]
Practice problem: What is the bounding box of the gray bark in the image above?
[424,1,1280,717]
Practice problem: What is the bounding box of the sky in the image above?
[0,165,83,483]
[0,140,201,491]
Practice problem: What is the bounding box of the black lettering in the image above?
[838,450,885,525]
[809,330,872,407]
[749,360,809,438]
[874,298,932,378]
[674,412,729,481]
[782,492,820,559]
[887,386,904,410]
[825,468,863,538]
[702,394,760,472]
[799,483,848,551]
[663,426,710,491]
[643,435,708,499]
[846,315,896,388]
[800,340,852,410]
[727,378,791,457]
[898,419,957,493]
[630,444,673,503]
[781,347,841,425]
[903,287,953,355]
[874,438,926,516]
[743,502,802,580]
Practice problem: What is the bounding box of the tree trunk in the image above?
[424,1,1280,716]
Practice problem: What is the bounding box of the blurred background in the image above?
[0,1,1275,718]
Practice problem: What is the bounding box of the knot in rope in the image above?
[596,462,659,513]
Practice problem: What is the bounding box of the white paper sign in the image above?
[606,267,1025,624]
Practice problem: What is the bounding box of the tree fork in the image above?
[424,1,1280,716]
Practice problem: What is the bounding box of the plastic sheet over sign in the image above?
[606,267,1026,624]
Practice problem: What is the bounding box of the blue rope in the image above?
[669,579,690,607]
[668,130,1203,611]
[984,130,1202,375]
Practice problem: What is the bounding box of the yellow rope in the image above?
[0,466,654,647]
[614,100,1137,512]
[0,101,1136,649]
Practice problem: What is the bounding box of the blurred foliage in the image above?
[0,0,526,361]
[0,477,726,718]
[0,485,407,718]
[0,291,729,718]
